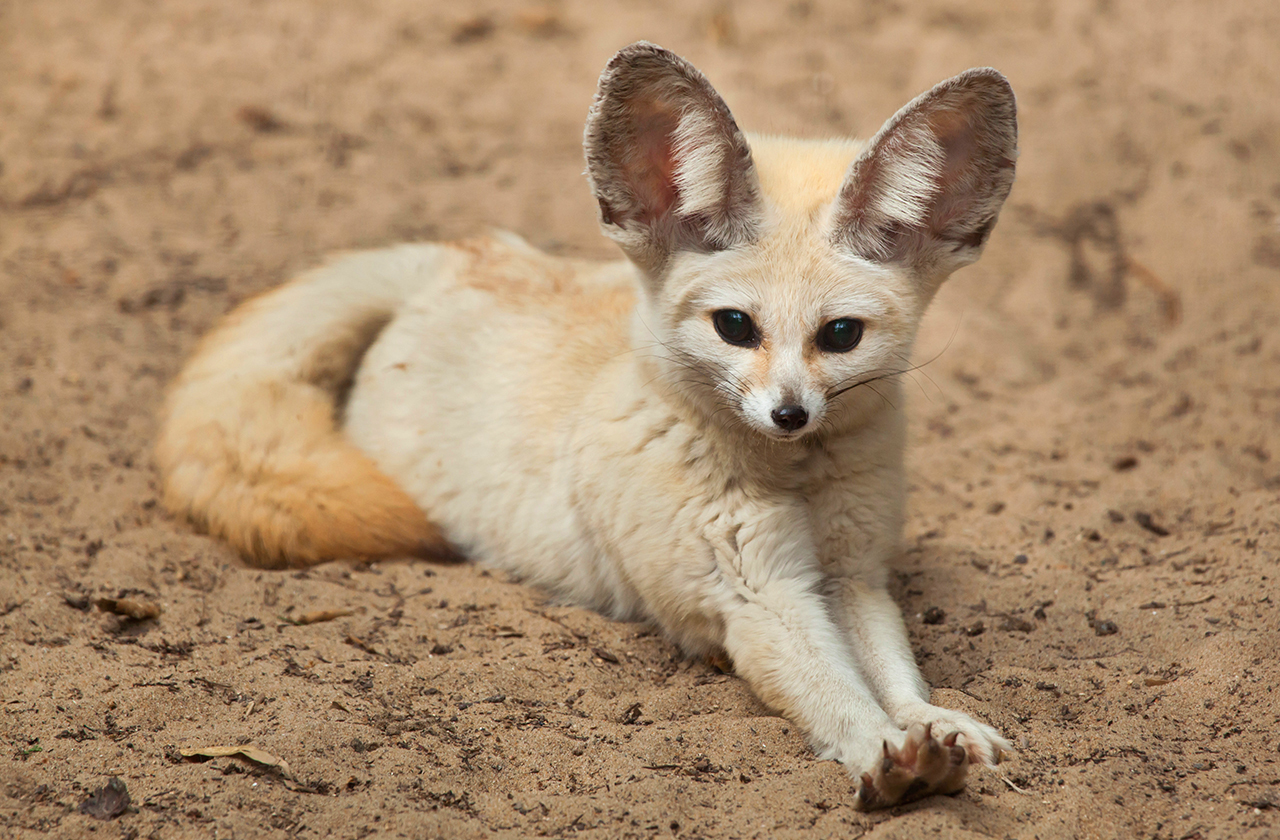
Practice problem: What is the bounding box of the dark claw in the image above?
[858,772,878,808]
[856,727,975,810]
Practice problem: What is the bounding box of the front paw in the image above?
[852,722,968,810]
[894,703,1011,767]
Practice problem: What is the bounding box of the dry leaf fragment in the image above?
[451,16,494,44]
[706,5,737,45]
[180,745,294,780]
[345,634,381,656]
[96,597,161,621]
[515,7,565,37]
[488,624,524,638]
[237,105,286,133]
[621,703,643,724]
[290,608,354,625]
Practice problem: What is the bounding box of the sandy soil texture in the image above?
[2,1,1279,838]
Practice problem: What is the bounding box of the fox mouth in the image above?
[762,424,813,441]
[762,422,812,440]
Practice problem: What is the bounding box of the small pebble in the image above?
[1094,619,1119,636]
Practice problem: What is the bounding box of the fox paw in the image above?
[893,704,1011,768]
[852,723,969,811]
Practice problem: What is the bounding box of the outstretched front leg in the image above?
[827,575,1012,806]
[712,566,904,773]
[721,569,980,809]
[810,437,1010,807]
[691,507,976,810]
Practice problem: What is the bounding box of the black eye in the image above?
[818,318,864,352]
[712,310,758,347]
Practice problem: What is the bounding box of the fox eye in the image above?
[818,318,864,352]
[712,310,758,347]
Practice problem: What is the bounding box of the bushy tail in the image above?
[156,247,454,567]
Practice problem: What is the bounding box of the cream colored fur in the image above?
[158,43,1018,808]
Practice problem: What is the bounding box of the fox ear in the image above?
[585,42,763,276]
[832,68,1017,285]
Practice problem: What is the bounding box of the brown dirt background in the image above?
[2,1,1278,838]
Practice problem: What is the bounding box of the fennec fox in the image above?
[158,43,1017,808]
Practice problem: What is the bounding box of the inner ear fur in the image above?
[832,68,1018,281]
[584,42,763,276]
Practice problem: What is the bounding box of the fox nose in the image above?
[770,405,808,432]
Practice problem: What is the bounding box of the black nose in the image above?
[770,405,808,432]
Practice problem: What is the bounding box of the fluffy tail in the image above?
[156,246,455,567]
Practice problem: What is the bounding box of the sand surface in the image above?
[2,1,1279,837]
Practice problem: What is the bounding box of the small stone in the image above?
[1134,512,1170,537]
[1094,619,1119,636]
[999,616,1034,633]
[79,777,130,820]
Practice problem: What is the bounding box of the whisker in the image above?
[861,382,896,410]
[826,326,959,401]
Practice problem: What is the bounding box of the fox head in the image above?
[584,43,1017,441]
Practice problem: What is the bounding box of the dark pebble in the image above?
[1134,512,1170,537]
[1000,616,1034,633]
[1094,619,1119,636]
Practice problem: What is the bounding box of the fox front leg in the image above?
[700,510,952,809]
[709,560,902,779]
[827,575,1012,806]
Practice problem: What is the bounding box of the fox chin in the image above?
[157,42,1018,809]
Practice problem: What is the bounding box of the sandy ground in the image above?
[2,1,1279,838]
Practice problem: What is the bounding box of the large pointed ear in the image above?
[832,68,1017,284]
[584,42,763,277]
